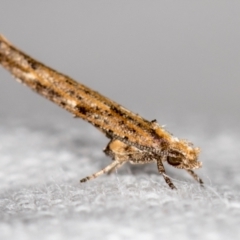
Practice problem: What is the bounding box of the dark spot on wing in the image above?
[35,82,46,91]
[76,105,88,115]
[29,60,38,70]
[104,119,109,124]
[60,101,66,106]
[105,129,114,138]
[65,79,75,86]
[34,82,62,100]
[136,122,142,127]
[83,89,90,94]
[131,128,136,133]
[118,120,124,125]
[68,90,75,95]
[110,106,124,117]
[94,123,100,128]
[48,89,61,98]
[105,111,113,118]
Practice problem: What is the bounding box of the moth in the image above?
[0,35,203,189]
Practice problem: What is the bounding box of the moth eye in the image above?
[167,156,182,166]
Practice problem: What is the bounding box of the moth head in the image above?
[166,140,202,170]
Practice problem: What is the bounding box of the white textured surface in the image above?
[0,119,240,240]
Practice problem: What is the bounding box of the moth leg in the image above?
[106,162,125,175]
[104,139,177,190]
[103,139,144,175]
[186,169,204,186]
[104,139,155,164]
[80,160,122,183]
[157,159,177,190]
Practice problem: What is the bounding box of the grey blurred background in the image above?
[0,1,240,136]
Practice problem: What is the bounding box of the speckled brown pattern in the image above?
[0,35,203,189]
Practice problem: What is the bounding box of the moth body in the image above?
[0,35,203,189]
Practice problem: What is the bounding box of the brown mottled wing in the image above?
[0,35,157,148]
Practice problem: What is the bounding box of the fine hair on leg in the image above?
[80,161,124,183]
[157,159,177,190]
